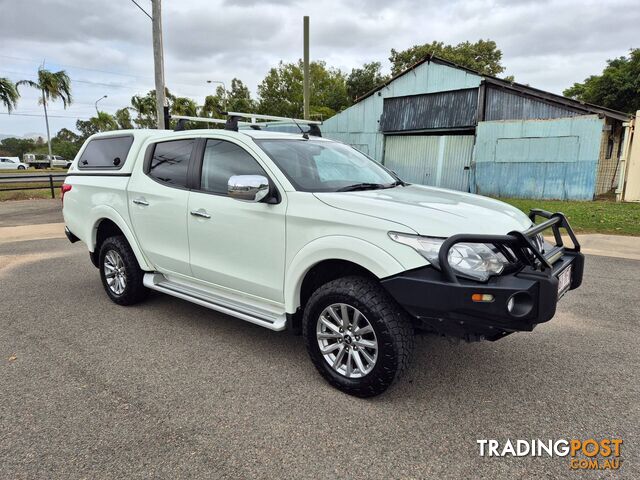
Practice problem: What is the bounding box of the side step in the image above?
[143,273,287,331]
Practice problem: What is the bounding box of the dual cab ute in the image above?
[62,115,584,397]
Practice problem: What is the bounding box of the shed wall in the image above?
[474,115,604,200]
[484,87,583,121]
[322,61,482,162]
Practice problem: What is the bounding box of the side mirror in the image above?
[228,175,270,202]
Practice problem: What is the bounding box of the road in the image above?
[0,200,638,479]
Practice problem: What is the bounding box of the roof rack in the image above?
[170,112,322,134]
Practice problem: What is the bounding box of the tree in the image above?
[0,137,36,158]
[76,112,118,141]
[171,96,198,116]
[346,62,389,101]
[389,39,506,76]
[54,128,79,143]
[115,108,133,129]
[17,68,72,158]
[257,60,348,118]
[0,78,20,113]
[130,91,160,129]
[563,49,640,113]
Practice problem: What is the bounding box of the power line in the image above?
[0,112,92,120]
[0,54,142,80]
[129,0,152,20]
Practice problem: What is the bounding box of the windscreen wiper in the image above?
[336,182,387,192]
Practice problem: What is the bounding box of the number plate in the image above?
[557,265,572,298]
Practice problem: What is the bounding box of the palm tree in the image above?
[17,68,72,158]
[0,78,20,113]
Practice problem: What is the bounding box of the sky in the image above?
[0,0,638,138]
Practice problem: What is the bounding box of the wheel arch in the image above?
[88,207,152,271]
[284,236,406,313]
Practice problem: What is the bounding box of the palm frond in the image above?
[0,77,20,113]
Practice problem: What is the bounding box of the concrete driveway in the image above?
[0,200,638,479]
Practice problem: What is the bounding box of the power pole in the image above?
[41,89,52,158]
[303,16,310,120]
[151,0,167,129]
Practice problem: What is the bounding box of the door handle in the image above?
[133,197,149,206]
[190,208,211,219]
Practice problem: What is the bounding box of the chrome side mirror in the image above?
[228,175,270,202]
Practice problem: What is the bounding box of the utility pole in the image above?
[41,89,52,158]
[151,0,167,129]
[303,16,310,120]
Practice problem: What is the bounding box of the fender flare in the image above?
[86,205,153,271]
[284,236,406,313]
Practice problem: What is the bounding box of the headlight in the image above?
[388,232,509,281]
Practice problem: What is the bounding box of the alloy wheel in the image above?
[103,250,127,295]
[316,303,378,378]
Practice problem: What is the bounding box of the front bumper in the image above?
[381,210,584,341]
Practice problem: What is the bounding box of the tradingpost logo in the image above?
[477,438,623,471]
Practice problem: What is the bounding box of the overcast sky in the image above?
[0,0,637,137]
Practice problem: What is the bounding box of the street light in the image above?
[94,95,108,114]
[206,80,227,111]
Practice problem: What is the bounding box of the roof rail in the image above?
[170,112,322,134]
[224,111,322,126]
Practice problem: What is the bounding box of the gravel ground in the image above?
[0,234,638,479]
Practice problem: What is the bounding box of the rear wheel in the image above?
[303,276,414,397]
[99,236,148,305]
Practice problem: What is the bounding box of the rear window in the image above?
[78,135,134,169]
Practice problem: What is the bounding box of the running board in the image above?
[143,273,287,331]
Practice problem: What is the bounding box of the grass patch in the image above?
[0,181,64,201]
[499,198,640,236]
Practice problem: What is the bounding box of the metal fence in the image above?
[0,173,68,199]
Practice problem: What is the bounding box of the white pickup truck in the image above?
[62,121,584,397]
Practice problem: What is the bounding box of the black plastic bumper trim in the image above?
[382,251,584,341]
[64,226,80,244]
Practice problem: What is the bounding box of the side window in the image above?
[78,136,134,169]
[148,139,195,188]
[200,139,267,195]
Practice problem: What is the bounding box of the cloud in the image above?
[0,0,637,136]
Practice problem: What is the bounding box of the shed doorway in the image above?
[383,134,474,191]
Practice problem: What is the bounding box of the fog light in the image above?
[472,293,494,303]
[507,292,534,317]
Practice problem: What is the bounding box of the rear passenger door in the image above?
[128,138,196,276]
[187,137,286,303]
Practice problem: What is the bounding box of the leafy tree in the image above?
[226,78,256,113]
[389,39,506,76]
[17,68,72,157]
[54,128,79,143]
[563,49,640,113]
[0,137,36,158]
[257,60,348,118]
[130,90,162,129]
[346,62,389,101]
[0,78,20,113]
[76,112,118,141]
[171,96,198,116]
[115,108,133,129]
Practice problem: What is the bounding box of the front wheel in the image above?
[303,276,414,397]
[17,165,25,170]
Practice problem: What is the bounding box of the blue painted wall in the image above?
[474,115,604,200]
[322,61,482,162]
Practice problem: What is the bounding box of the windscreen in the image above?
[255,139,397,192]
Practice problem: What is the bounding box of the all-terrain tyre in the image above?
[303,276,414,397]
[99,235,148,306]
